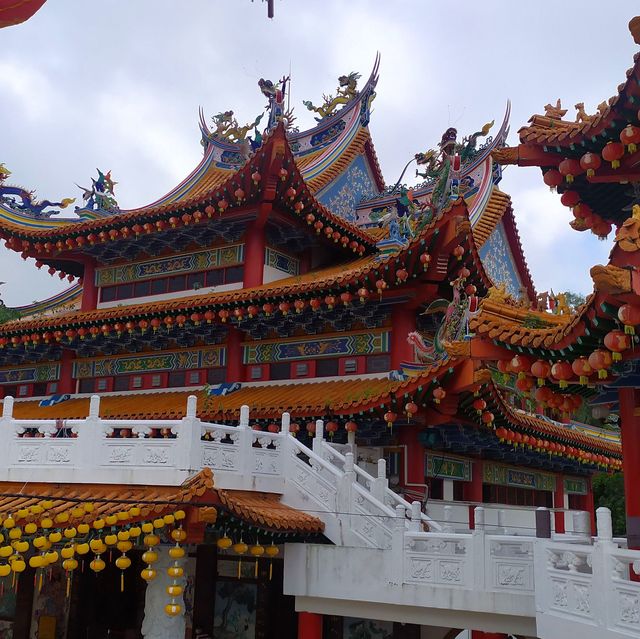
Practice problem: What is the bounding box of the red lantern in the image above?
[515,377,534,392]
[313,220,324,234]
[253,171,262,184]
[592,219,612,239]
[602,141,624,169]
[383,411,397,430]
[233,308,245,321]
[495,426,508,441]
[420,252,431,270]
[458,267,471,280]
[325,421,338,439]
[535,386,553,405]
[205,205,215,218]
[267,423,279,433]
[309,298,321,312]
[405,401,418,417]
[218,198,228,213]
[278,302,290,315]
[247,305,259,318]
[218,309,230,323]
[375,279,386,296]
[580,152,602,177]
[294,300,306,314]
[396,268,409,283]
[620,125,640,153]
[551,361,573,389]
[588,349,612,379]
[530,360,551,386]
[481,411,495,426]
[324,295,336,309]
[452,245,465,260]
[286,187,296,200]
[618,304,640,335]
[560,190,580,208]
[543,169,563,190]
[305,421,316,437]
[571,357,593,385]
[497,359,512,374]
[558,158,583,183]
[278,169,287,181]
[432,387,446,404]
[510,354,532,379]
[150,318,161,331]
[345,421,358,433]
[306,213,315,225]
[234,187,245,202]
[340,292,353,306]
[357,287,369,303]
[190,313,201,325]
[289,422,300,437]
[604,329,630,361]
[472,398,487,414]
[262,303,274,316]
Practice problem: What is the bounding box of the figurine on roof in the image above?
[76,169,119,213]
[0,163,75,218]
[211,110,264,144]
[259,76,296,132]
[303,72,361,121]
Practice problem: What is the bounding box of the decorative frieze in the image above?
[564,476,588,495]
[426,454,471,481]
[0,363,59,385]
[483,462,556,491]
[264,247,299,275]
[95,244,244,286]
[73,346,226,379]
[243,330,389,364]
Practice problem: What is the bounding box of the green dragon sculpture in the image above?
[303,72,361,120]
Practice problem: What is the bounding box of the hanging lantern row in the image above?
[555,191,613,238]
[217,534,280,580]
[493,426,621,470]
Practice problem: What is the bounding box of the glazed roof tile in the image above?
[472,189,512,248]
[0,467,323,534]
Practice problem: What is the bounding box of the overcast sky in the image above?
[1,0,638,306]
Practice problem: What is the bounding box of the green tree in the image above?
[0,305,19,325]
[563,291,586,311]
[592,472,626,536]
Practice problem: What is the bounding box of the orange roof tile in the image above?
[473,189,512,248]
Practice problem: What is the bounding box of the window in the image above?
[151,374,163,388]
[133,280,151,298]
[47,382,58,394]
[167,275,186,293]
[96,378,109,391]
[207,368,226,384]
[187,272,206,290]
[168,371,186,388]
[294,363,309,377]
[150,279,167,296]
[316,358,339,377]
[78,379,94,394]
[100,286,117,303]
[343,358,358,374]
[118,283,134,300]
[205,269,224,287]
[249,366,263,380]
[131,376,143,389]
[32,382,48,397]
[366,354,391,374]
[113,376,130,392]
[225,265,244,284]
[17,385,29,397]
[269,362,290,381]
[187,371,201,386]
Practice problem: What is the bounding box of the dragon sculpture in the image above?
[211,110,264,144]
[76,169,119,213]
[0,164,75,218]
[407,276,480,364]
[259,76,296,132]
[303,72,361,121]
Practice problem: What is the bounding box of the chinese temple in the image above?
[0,15,638,639]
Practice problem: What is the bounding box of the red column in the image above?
[620,387,640,548]
[80,259,98,311]
[225,327,243,383]
[298,612,322,639]
[465,459,484,529]
[390,305,416,370]
[398,426,426,499]
[58,349,75,394]
[243,221,265,288]
[554,473,566,534]
[472,633,507,639]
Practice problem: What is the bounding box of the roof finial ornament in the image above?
[629,16,640,45]
[259,76,296,133]
[302,72,361,122]
[544,99,567,120]
[75,169,119,214]
[574,102,595,124]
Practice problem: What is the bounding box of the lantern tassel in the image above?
[625,325,635,335]
[66,574,71,599]
[238,559,241,580]
[612,352,622,362]
[269,560,273,581]
[255,559,259,579]
[121,572,124,593]
[598,370,608,379]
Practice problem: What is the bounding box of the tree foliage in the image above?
[592,472,626,536]
[0,305,19,325]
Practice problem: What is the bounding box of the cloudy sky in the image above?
[1,1,638,306]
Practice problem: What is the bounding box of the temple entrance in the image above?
[66,551,147,639]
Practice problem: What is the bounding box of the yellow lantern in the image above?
[89,557,105,573]
[0,564,11,578]
[61,546,75,560]
[141,522,154,534]
[250,544,264,577]
[93,519,105,530]
[63,527,77,539]
[83,503,95,513]
[30,505,43,516]
[40,517,53,529]
[104,534,118,546]
[8,528,21,541]
[44,550,58,565]
[10,558,26,573]
[165,603,182,617]
[175,510,186,521]
[77,523,90,535]
[168,546,185,560]
[166,584,182,597]
[143,534,160,547]
[105,515,118,527]
[232,541,248,555]
[117,541,133,553]
[129,526,141,538]
[142,550,158,564]
[16,509,28,520]
[75,543,90,556]
[0,546,11,559]
[29,555,45,569]
[24,523,37,535]
[167,565,184,579]
[89,538,105,554]
[116,511,129,522]
[152,518,165,530]
[163,514,175,525]
[141,567,157,582]
[13,541,28,554]
[128,507,141,518]
[62,558,78,571]
[71,507,85,519]
[41,501,54,510]
[48,531,62,544]
[266,543,279,580]
[3,517,15,529]
[115,554,131,591]
[217,536,232,550]
[117,530,130,542]
[55,512,70,524]
[171,528,187,543]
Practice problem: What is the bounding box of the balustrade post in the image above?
[235,405,253,480]
[0,395,14,471]
[596,506,613,542]
[175,395,203,473]
[474,506,485,531]
[497,509,507,535]
[472,507,486,590]
[337,452,355,537]
[372,458,388,503]
[443,505,454,533]
[76,394,103,471]
[572,510,592,540]
[535,507,551,539]
[409,501,421,532]
[312,419,324,456]
[391,504,406,584]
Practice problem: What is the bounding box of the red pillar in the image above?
[472,633,507,639]
[398,426,426,499]
[465,459,484,529]
[620,387,640,548]
[225,327,243,383]
[390,305,416,370]
[80,259,98,311]
[298,612,322,639]
[243,221,265,289]
[554,473,566,534]
[58,349,75,394]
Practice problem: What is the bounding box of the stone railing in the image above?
[535,507,640,639]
